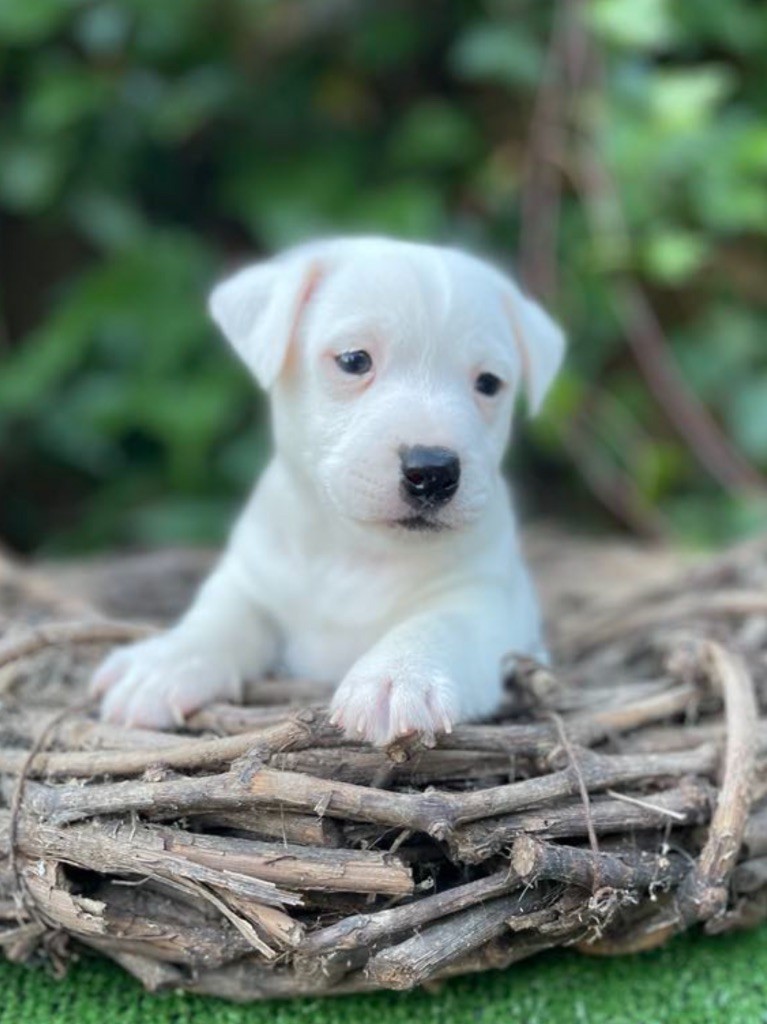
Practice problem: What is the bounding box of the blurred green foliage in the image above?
[0,0,765,553]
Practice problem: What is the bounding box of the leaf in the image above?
[589,0,678,50]
[348,10,422,71]
[450,23,542,87]
[72,2,132,55]
[222,149,359,248]
[68,190,148,250]
[149,67,235,141]
[388,100,481,169]
[642,230,709,283]
[0,138,69,211]
[24,62,108,134]
[725,381,767,463]
[342,181,446,238]
[665,493,767,547]
[0,0,79,44]
[648,67,734,130]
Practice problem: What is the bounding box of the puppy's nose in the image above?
[400,446,461,508]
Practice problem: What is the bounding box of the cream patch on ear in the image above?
[209,256,325,389]
[502,289,565,415]
[283,261,324,375]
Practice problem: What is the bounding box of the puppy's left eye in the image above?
[335,350,373,375]
[475,372,503,397]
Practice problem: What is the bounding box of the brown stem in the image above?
[563,591,767,656]
[0,812,300,908]
[299,868,520,959]
[678,642,759,924]
[1,811,412,899]
[452,779,715,863]
[17,745,718,840]
[365,890,548,990]
[511,835,687,892]
[0,620,155,670]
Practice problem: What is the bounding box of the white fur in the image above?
[92,236,565,745]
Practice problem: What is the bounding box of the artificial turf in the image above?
[2,925,766,1024]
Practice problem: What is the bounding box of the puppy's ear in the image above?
[502,286,566,415]
[208,255,324,389]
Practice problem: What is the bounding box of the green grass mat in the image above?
[2,926,766,1024]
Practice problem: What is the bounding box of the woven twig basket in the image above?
[1,533,766,1000]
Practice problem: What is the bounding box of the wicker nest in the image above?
[1,532,767,1000]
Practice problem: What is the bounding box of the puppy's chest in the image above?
[271,553,412,679]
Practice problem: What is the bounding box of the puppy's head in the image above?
[209,237,565,534]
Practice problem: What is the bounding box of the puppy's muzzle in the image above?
[400,445,461,510]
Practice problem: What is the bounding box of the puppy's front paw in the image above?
[329,661,458,747]
[90,632,241,729]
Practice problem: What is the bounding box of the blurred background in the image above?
[0,0,765,556]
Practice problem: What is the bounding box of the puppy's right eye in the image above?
[475,372,503,397]
[335,350,373,375]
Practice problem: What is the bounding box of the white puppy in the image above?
[92,236,565,746]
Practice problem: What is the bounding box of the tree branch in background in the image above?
[576,137,767,496]
[519,0,673,535]
[569,0,767,497]
[519,0,767,531]
[518,2,570,299]
[560,409,670,540]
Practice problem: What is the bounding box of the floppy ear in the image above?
[208,254,324,389]
[502,284,566,415]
